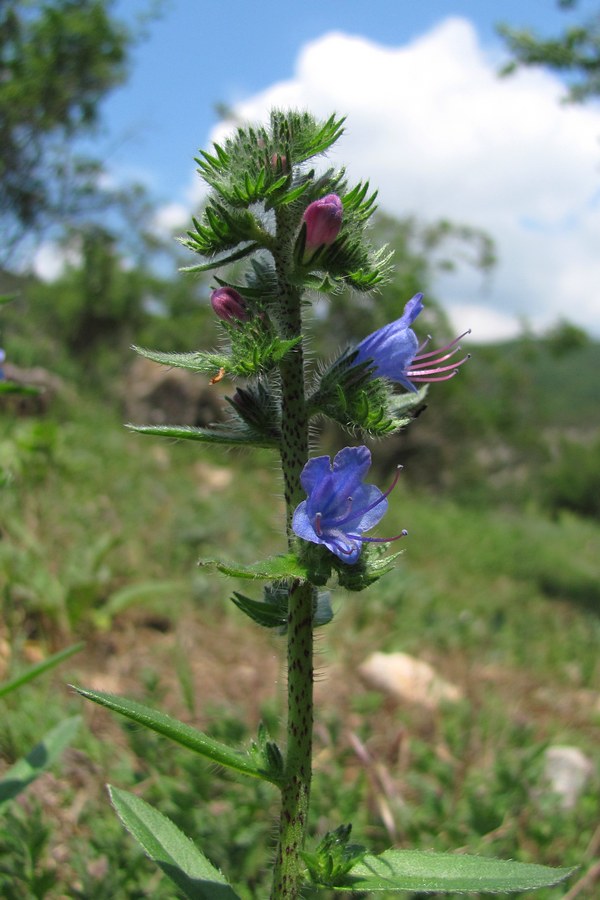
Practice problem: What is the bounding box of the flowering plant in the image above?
[75,111,572,899]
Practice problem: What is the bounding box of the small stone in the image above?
[543,745,594,809]
[358,651,463,711]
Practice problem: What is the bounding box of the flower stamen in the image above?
[412,329,471,362]
[334,465,403,528]
[348,529,408,545]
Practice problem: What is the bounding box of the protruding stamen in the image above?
[408,353,470,378]
[416,334,432,354]
[348,528,409,544]
[315,512,322,536]
[334,464,403,528]
[412,329,471,362]
[410,372,459,383]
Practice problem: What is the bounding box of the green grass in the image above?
[1,393,599,898]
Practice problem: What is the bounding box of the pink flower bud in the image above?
[210,287,249,323]
[270,153,288,172]
[302,194,343,250]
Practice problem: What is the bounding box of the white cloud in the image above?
[31,241,81,282]
[204,18,600,341]
[151,201,190,236]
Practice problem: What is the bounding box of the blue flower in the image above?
[353,293,470,392]
[292,446,406,564]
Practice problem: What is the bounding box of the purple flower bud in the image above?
[302,194,343,250]
[292,446,407,564]
[210,287,249,324]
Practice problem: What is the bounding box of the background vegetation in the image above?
[1,1,599,897]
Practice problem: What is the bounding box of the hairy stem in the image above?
[270,207,314,899]
[271,579,314,899]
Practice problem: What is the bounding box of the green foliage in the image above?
[541,436,600,520]
[231,585,333,631]
[302,823,367,888]
[1,386,598,896]
[134,328,299,380]
[128,421,280,449]
[200,554,309,581]
[74,686,284,785]
[0,0,132,247]
[0,643,83,699]
[498,1,600,102]
[331,850,574,893]
[309,351,424,437]
[0,420,60,487]
[0,802,59,899]
[108,786,242,899]
[0,716,81,808]
[184,111,391,296]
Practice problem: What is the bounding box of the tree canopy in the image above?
[498,0,600,102]
[0,0,132,253]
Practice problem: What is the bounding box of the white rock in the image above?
[358,652,463,711]
[543,745,594,810]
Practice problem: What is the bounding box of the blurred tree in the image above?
[0,0,135,255]
[316,212,495,356]
[542,319,590,356]
[7,226,212,383]
[498,0,600,102]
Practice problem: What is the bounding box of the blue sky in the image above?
[104,0,590,203]
[60,1,600,340]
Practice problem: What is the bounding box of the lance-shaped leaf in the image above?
[200,553,309,581]
[231,591,288,629]
[232,585,333,630]
[181,242,261,274]
[127,423,279,450]
[134,329,298,380]
[330,849,575,893]
[132,345,230,376]
[0,642,84,699]
[73,687,283,786]
[0,716,81,807]
[184,204,266,256]
[108,786,242,900]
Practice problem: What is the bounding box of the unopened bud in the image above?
[210,287,249,324]
[302,194,343,250]
[270,153,288,172]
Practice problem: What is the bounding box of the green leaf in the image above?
[231,592,287,629]
[0,381,40,395]
[200,553,308,581]
[132,345,229,375]
[0,716,81,808]
[232,586,333,630]
[127,423,279,449]
[331,849,575,893]
[181,242,260,274]
[0,643,84,699]
[108,786,241,900]
[73,686,282,785]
